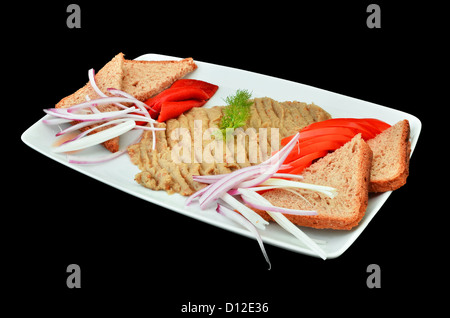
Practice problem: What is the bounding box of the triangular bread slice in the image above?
[55,53,125,152]
[122,57,198,101]
[54,55,198,153]
[55,52,124,110]
[257,134,373,230]
[368,119,410,192]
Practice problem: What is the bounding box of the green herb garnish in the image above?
[218,89,253,137]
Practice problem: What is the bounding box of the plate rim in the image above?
[21,53,422,260]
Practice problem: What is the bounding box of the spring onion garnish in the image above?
[43,68,163,163]
[52,119,136,153]
[216,204,271,270]
[238,188,327,260]
[259,178,337,198]
[220,192,269,230]
[187,132,336,265]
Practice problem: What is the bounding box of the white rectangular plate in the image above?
[21,53,421,259]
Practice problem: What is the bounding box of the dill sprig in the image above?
[218,89,253,137]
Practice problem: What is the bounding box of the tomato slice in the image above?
[300,118,390,140]
[277,118,392,175]
[297,134,352,148]
[300,126,358,141]
[298,140,346,158]
[282,151,329,175]
[283,138,346,164]
[360,118,391,132]
[281,127,357,147]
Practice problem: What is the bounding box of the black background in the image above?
[9,1,442,315]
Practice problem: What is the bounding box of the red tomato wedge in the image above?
[297,134,352,148]
[299,140,347,157]
[278,118,391,175]
[301,118,390,139]
[281,151,329,175]
[282,136,349,164]
[281,127,357,146]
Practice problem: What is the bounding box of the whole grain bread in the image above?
[256,134,373,230]
[55,53,125,152]
[55,53,125,110]
[368,119,410,192]
[122,58,197,101]
[54,54,198,153]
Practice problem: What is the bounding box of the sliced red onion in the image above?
[187,130,332,261]
[185,184,212,206]
[45,103,139,121]
[43,109,97,122]
[88,69,128,109]
[238,188,327,260]
[240,190,317,216]
[79,96,135,111]
[121,114,157,122]
[192,174,223,184]
[219,193,268,230]
[63,96,148,113]
[107,87,135,99]
[42,67,163,164]
[259,132,300,167]
[42,117,72,125]
[260,178,337,198]
[107,88,157,114]
[198,165,271,209]
[60,119,129,145]
[217,204,271,269]
[56,119,106,136]
[279,164,293,170]
[107,87,157,150]
[193,133,300,209]
[68,149,126,164]
[238,133,300,188]
[272,173,304,179]
[88,69,106,97]
[270,210,326,259]
[53,120,136,153]
[227,189,240,196]
[192,171,304,185]
[66,132,142,165]
[55,114,162,138]
[85,94,101,113]
[133,126,166,131]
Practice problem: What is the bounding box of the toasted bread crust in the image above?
[254,121,411,230]
[55,53,125,109]
[53,54,197,153]
[55,53,125,152]
[368,120,410,192]
[122,57,198,101]
[257,135,373,230]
